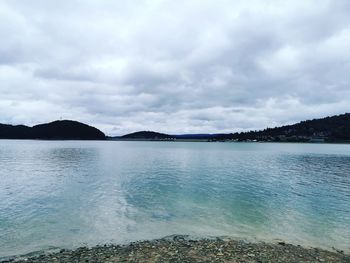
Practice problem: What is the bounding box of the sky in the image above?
[0,0,350,135]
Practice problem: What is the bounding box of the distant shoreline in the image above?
[1,113,349,142]
[108,138,350,143]
[2,236,348,263]
[1,138,350,144]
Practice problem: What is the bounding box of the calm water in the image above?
[0,140,349,258]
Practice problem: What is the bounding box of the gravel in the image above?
[2,236,349,263]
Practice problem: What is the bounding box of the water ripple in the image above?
[0,140,349,258]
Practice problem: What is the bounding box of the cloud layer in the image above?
[1,0,350,135]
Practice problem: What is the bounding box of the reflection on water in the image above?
[0,140,349,258]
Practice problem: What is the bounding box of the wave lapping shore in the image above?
[2,236,349,263]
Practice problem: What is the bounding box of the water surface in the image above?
[0,140,349,258]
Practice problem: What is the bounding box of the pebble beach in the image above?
[2,236,349,263]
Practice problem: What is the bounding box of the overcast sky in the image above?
[1,0,349,135]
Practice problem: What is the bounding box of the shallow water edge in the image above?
[2,235,349,263]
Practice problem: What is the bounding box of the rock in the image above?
[4,238,349,263]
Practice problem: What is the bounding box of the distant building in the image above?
[309,137,325,143]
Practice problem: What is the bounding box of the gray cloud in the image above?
[0,0,349,135]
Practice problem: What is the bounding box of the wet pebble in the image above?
[2,236,349,263]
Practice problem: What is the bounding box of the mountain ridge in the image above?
[0,120,106,140]
[1,113,350,142]
[121,131,175,140]
[119,113,350,142]
[213,113,350,142]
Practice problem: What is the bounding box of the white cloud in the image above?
[0,0,349,135]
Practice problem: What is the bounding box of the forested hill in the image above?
[2,113,349,142]
[214,113,350,142]
[0,120,106,140]
[121,131,174,140]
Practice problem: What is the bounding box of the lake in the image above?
[0,140,349,258]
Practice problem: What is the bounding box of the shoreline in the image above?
[108,138,350,144]
[1,138,350,144]
[2,236,349,263]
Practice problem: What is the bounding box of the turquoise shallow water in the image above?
[0,140,349,258]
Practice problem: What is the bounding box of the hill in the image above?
[0,120,105,140]
[173,134,222,140]
[122,131,175,140]
[213,113,350,142]
[0,124,32,139]
[118,113,350,142]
